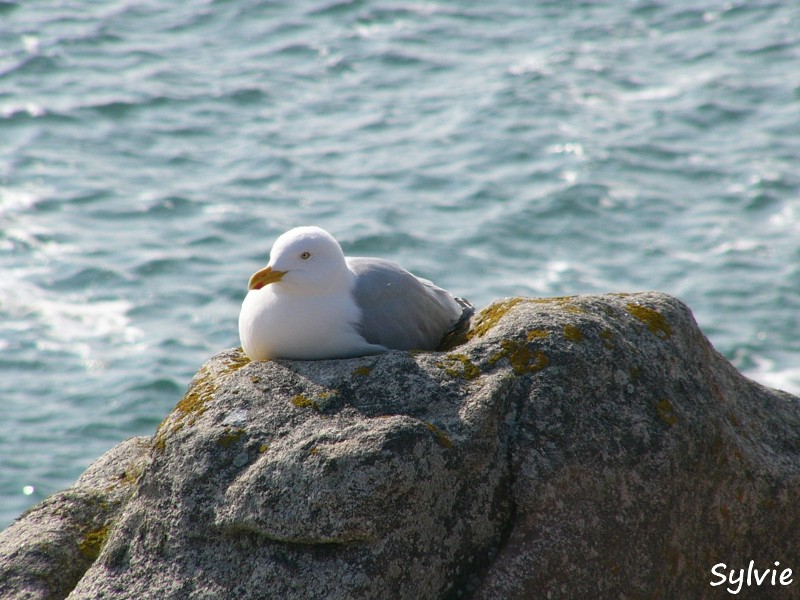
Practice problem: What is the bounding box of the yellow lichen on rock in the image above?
[563,324,584,343]
[78,525,110,561]
[530,296,576,304]
[467,298,526,339]
[656,398,678,426]
[217,427,246,448]
[526,329,550,341]
[151,366,217,452]
[530,296,585,314]
[174,366,217,420]
[626,303,672,339]
[489,340,549,375]
[436,354,481,380]
[424,422,453,449]
[291,395,321,411]
[152,350,251,452]
[600,329,615,349]
[560,304,587,315]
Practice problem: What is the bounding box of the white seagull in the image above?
[238,226,473,360]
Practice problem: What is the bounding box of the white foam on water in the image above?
[0,186,41,217]
[744,355,800,397]
[1,274,145,364]
[769,203,799,233]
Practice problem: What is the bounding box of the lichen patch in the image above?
[78,525,110,561]
[488,340,549,375]
[152,350,251,452]
[626,303,673,339]
[656,398,678,426]
[563,324,584,343]
[436,354,481,380]
[291,395,321,411]
[424,422,454,449]
[467,298,526,339]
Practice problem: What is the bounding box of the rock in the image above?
[0,437,150,600]
[2,292,800,599]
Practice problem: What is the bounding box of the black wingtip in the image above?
[454,297,475,321]
[437,297,475,351]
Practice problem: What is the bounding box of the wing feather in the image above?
[346,257,465,351]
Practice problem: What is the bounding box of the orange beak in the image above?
[248,266,286,290]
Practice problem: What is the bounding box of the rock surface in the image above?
[0,437,150,600]
[2,292,800,599]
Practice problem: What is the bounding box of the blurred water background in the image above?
[1,0,799,527]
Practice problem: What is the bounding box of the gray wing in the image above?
[346,257,469,351]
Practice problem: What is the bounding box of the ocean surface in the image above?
[1,0,799,528]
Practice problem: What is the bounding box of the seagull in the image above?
[238,226,473,360]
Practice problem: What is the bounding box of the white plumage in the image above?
[238,226,473,360]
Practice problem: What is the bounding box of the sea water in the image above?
[1,0,799,527]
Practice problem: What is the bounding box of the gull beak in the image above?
[248,266,286,290]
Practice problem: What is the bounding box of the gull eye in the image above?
[300,251,311,260]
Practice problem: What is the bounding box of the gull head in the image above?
[248,226,350,295]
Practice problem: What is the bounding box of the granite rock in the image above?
[0,437,150,600]
[2,292,799,599]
